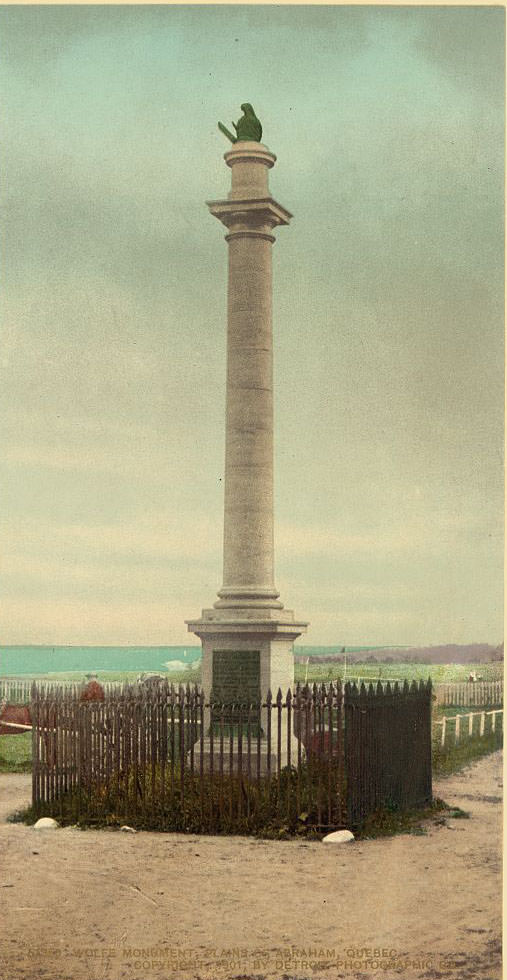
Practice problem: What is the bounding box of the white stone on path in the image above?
[33,817,59,830]
[322,829,355,844]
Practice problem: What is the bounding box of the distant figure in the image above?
[468,671,477,683]
[136,673,164,688]
[218,103,262,144]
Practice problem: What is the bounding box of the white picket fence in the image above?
[0,678,123,704]
[434,708,503,747]
[435,681,503,707]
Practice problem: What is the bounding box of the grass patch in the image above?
[433,729,503,778]
[0,733,32,772]
[355,797,443,839]
[433,705,503,721]
[354,796,468,839]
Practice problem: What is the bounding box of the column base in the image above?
[191,734,304,775]
[214,586,284,611]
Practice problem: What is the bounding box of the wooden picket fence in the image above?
[435,681,503,708]
[0,678,123,704]
[30,680,432,833]
[5,677,502,708]
[434,708,503,747]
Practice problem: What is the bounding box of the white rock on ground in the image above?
[322,829,355,844]
[33,817,59,830]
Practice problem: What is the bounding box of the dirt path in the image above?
[0,753,502,980]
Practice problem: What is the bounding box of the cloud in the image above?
[0,596,195,646]
[275,508,486,561]
[1,513,220,565]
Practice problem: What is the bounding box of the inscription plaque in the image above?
[211,650,261,729]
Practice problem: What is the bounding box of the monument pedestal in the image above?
[186,606,307,770]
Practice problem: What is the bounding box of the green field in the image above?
[2,667,201,692]
[296,660,504,685]
[2,660,503,690]
[0,732,32,771]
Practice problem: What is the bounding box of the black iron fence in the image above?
[345,680,432,826]
[31,679,432,834]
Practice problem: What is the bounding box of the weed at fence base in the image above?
[354,797,464,840]
[31,761,345,839]
[15,794,471,843]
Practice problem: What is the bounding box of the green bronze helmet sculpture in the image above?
[218,103,263,144]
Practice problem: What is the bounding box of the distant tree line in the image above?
[296,643,503,665]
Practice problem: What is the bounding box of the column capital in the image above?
[206,197,292,239]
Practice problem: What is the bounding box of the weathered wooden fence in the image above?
[0,678,123,704]
[435,681,503,708]
[345,680,432,827]
[434,708,503,747]
[31,680,432,833]
[1,679,50,703]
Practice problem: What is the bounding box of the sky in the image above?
[0,4,504,648]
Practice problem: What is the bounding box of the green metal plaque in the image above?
[211,650,261,730]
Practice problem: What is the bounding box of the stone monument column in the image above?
[216,142,284,610]
[187,132,307,765]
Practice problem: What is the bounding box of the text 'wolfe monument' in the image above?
[187,105,307,764]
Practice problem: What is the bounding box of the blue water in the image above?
[0,646,202,676]
[0,644,384,676]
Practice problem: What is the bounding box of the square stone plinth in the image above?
[186,608,307,702]
[191,734,302,775]
[185,608,307,770]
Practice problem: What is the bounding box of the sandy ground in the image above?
[0,752,502,980]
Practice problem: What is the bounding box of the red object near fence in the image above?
[0,702,32,735]
[79,680,105,702]
[307,730,341,757]
[0,680,104,737]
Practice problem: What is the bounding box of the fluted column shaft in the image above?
[222,231,275,599]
